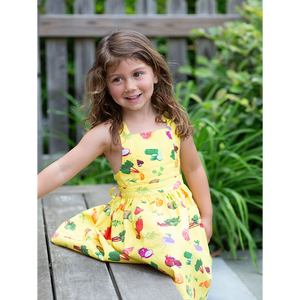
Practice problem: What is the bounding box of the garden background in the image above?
[38,0,262,268]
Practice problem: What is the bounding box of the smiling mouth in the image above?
[125,94,142,102]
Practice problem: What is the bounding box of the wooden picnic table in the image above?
[38,184,183,300]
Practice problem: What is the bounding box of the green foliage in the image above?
[184,0,262,128]
[177,0,262,268]
[177,80,262,269]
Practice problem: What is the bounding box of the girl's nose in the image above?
[124,79,136,92]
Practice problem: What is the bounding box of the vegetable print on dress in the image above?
[51,119,212,300]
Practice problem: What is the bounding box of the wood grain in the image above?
[38,15,241,37]
[38,200,53,300]
[74,0,95,144]
[109,263,183,300]
[45,0,69,154]
[43,193,118,300]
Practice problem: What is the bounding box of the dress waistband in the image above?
[110,175,191,199]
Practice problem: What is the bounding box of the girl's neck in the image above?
[122,105,165,135]
[122,102,156,122]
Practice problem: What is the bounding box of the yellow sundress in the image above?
[51,119,212,300]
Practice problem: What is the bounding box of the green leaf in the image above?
[189,93,203,104]
[234,72,250,82]
[190,28,206,36]
[196,55,210,66]
[226,69,236,80]
[229,85,244,94]
[198,118,219,133]
[229,45,242,53]
[215,88,227,100]
[195,68,212,78]
[178,65,193,75]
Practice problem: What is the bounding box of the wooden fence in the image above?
[38,0,244,171]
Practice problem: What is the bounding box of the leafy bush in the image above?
[177,0,262,268]
[181,0,262,129]
[177,80,262,268]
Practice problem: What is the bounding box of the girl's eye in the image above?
[112,77,122,83]
[133,72,142,78]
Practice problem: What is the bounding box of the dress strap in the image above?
[121,121,130,135]
[110,186,120,198]
[121,118,171,135]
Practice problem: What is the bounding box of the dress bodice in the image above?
[114,119,181,191]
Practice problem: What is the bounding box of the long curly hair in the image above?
[81,30,194,145]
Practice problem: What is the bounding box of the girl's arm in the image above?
[180,135,213,243]
[37,123,111,199]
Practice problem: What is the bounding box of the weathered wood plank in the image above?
[43,193,119,300]
[38,200,53,300]
[136,0,157,14]
[136,0,157,49]
[34,0,43,174]
[74,0,95,144]
[46,38,69,154]
[45,0,65,13]
[195,0,217,59]
[226,0,244,14]
[196,0,217,14]
[167,0,188,84]
[109,263,183,300]
[38,15,241,37]
[45,0,69,154]
[34,75,43,174]
[105,0,125,14]
[34,1,42,75]
[82,184,118,207]
[49,183,117,195]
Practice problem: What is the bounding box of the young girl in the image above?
[38,30,213,300]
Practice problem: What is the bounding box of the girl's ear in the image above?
[154,73,158,84]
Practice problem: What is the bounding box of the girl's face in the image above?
[106,58,158,114]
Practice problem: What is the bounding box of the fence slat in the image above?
[227,0,244,14]
[166,0,188,84]
[136,0,157,49]
[136,0,157,14]
[34,0,43,174]
[45,0,69,155]
[195,0,217,60]
[196,0,217,14]
[74,0,95,143]
[105,0,125,14]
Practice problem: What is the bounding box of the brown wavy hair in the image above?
[81,29,194,145]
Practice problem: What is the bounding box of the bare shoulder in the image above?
[80,122,113,153]
[180,135,202,172]
[180,134,195,148]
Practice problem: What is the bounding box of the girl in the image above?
[38,30,213,300]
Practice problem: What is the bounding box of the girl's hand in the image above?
[201,217,212,243]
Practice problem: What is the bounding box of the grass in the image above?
[176,82,262,269]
